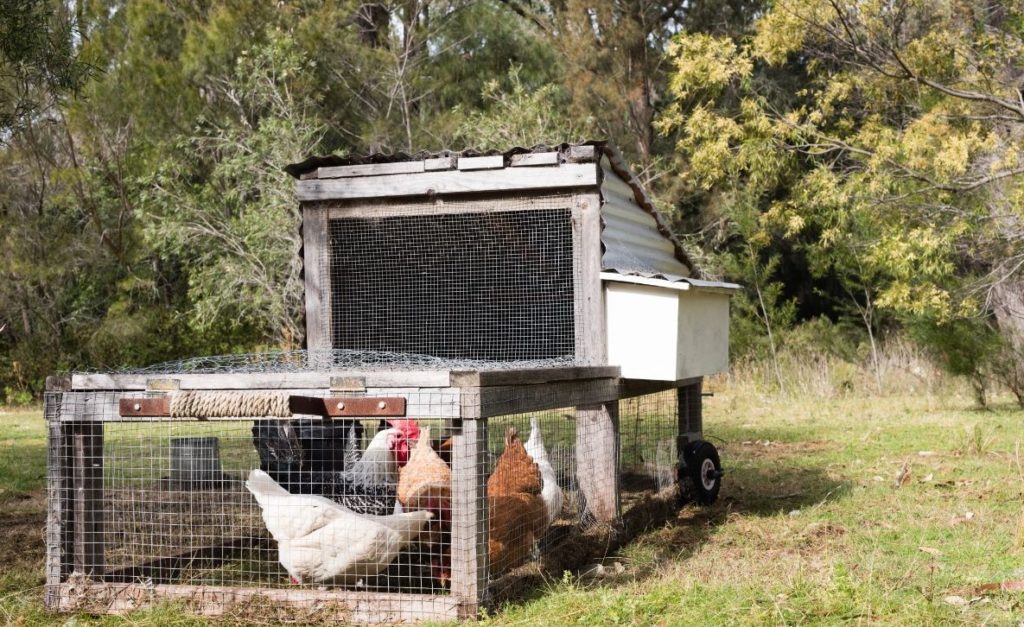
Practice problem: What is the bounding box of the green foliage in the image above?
[452,65,583,148]
[659,0,1024,393]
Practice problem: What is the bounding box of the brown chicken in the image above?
[487,427,549,574]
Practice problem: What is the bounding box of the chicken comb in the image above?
[388,419,421,440]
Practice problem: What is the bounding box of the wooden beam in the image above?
[471,377,621,418]
[55,582,459,623]
[295,163,599,201]
[510,151,559,167]
[317,161,425,179]
[71,421,104,577]
[424,156,455,171]
[450,406,487,618]
[301,208,330,350]
[44,392,71,609]
[619,376,702,399]
[448,366,619,388]
[71,371,454,391]
[576,402,620,523]
[572,190,620,524]
[457,155,504,170]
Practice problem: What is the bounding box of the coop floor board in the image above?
[53,582,460,623]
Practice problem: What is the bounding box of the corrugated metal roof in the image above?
[598,146,697,280]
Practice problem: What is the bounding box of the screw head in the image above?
[336,401,345,411]
[132,403,141,411]
[378,401,387,410]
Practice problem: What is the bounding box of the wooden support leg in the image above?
[71,420,105,577]
[677,378,704,450]
[576,401,620,523]
[44,386,71,609]
[450,394,488,619]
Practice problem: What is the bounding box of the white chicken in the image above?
[246,469,432,585]
[525,417,564,527]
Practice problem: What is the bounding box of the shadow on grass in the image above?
[488,436,853,608]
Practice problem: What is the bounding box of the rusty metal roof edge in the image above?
[284,140,607,179]
[597,144,698,277]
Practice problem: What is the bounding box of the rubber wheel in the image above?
[679,440,722,506]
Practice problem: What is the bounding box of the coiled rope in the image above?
[168,391,291,418]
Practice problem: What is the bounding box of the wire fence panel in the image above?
[45,380,690,621]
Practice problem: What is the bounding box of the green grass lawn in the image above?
[3,388,1023,625]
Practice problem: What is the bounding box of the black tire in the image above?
[678,440,723,506]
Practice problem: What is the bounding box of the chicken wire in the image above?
[73,349,576,376]
[47,390,460,599]
[45,382,690,619]
[317,194,580,364]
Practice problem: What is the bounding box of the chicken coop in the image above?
[44,142,739,622]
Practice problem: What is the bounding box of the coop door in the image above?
[324,199,577,363]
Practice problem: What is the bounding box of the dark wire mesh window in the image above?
[328,208,576,361]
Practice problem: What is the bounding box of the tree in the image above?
[659,0,1024,401]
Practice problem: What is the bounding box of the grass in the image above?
[2,386,1024,625]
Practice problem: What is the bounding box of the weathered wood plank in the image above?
[301,208,330,350]
[67,388,461,423]
[450,406,487,618]
[71,421,104,577]
[457,155,503,170]
[55,582,459,623]
[449,366,619,388]
[473,377,621,417]
[318,161,425,179]
[509,152,559,167]
[326,193,575,219]
[44,393,70,609]
[567,145,597,162]
[296,163,599,201]
[619,376,702,399]
[423,156,455,171]
[71,371,454,391]
[576,402,620,523]
[573,192,606,366]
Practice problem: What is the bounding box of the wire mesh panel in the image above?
[46,373,689,621]
[619,390,680,495]
[47,389,463,618]
[322,196,579,363]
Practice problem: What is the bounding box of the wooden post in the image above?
[576,402,620,522]
[302,207,330,350]
[43,382,71,609]
[677,378,704,450]
[572,190,621,524]
[450,392,488,619]
[71,419,105,577]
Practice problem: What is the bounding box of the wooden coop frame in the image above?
[45,366,705,622]
[45,142,733,622]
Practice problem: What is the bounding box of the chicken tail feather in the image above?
[246,468,289,506]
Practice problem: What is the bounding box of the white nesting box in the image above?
[597,152,738,381]
[603,274,732,380]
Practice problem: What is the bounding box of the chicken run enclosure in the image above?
[44,143,739,622]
